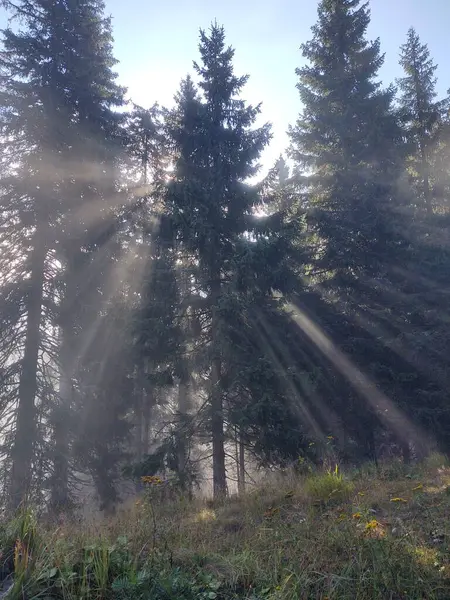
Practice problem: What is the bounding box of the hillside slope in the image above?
[2,457,450,599]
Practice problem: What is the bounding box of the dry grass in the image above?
[3,456,450,599]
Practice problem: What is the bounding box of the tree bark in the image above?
[10,238,46,510]
[176,371,193,497]
[401,439,411,465]
[133,383,146,493]
[135,389,144,464]
[210,276,226,499]
[50,328,72,512]
[177,378,189,472]
[142,393,152,457]
[421,144,432,214]
[238,429,245,495]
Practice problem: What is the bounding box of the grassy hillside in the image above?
[2,456,450,599]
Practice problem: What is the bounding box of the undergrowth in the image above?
[2,456,450,599]
[304,464,354,504]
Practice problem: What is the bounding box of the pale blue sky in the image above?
[2,0,450,172]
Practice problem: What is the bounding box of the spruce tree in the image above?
[288,0,422,459]
[394,31,450,456]
[397,27,449,213]
[289,0,406,279]
[0,0,125,509]
[165,25,270,497]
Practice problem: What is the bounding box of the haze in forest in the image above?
[0,0,450,531]
[3,0,450,596]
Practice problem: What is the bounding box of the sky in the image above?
[1,0,450,173]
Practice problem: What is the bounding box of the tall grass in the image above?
[0,460,449,599]
[304,464,354,504]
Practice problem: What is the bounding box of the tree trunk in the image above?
[10,239,46,510]
[211,356,226,498]
[177,372,193,497]
[401,439,411,465]
[235,427,246,495]
[50,329,72,512]
[92,464,117,514]
[135,390,144,464]
[133,383,145,493]
[210,277,226,499]
[421,145,432,215]
[238,429,245,495]
[177,378,189,472]
[367,427,378,467]
[142,393,152,457]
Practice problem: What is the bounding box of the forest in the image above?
[0,0,450,519]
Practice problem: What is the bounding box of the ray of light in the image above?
[312,280,449,390]
[61,227,157,387]
[285,296,428,449]
[249,309,324,440]
[252,307,344,440]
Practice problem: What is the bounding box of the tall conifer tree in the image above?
[166,25,270,497]
[288,0,418,460]
[290,0,406,279]
[0,0,125,508]
[397,28,449,213]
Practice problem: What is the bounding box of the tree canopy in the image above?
[0,0,449,510]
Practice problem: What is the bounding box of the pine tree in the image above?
[397,27,449,213]
[0,0,67,508]
[289,0,407,279]
[165,25,270,497]
[288,0,423,459]
[393,30,450,456]
[0,0,125,509]
[262,156,296,213]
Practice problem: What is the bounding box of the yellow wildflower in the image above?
[390,497,408,503]
[364,519,385,538]
[141,475,163,485]
[352,512,362,519]
[365,519,379,531]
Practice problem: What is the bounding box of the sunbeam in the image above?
[252,306,344,441]
[285,296,428,450]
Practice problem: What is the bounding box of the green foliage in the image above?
[305,465,354,504]
[397,27,449,212]
[1,461,450,599]
[3,0,450,545]
[112,568,223,600]
[290,0,407,277]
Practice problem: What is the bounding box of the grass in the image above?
[2,456,450,599]
[304,464,354,504]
